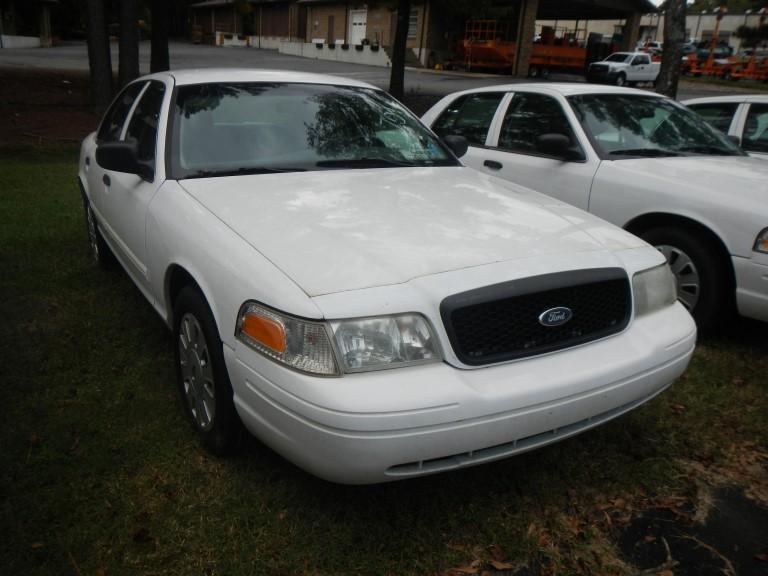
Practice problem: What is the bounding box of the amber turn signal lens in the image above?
[241,313,286,353]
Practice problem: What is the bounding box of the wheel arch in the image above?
[164,264,224,334]
[624,212,735,290]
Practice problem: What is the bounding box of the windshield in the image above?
[568,94,745,158]
[170,82,457,178]
[604,53,632,63]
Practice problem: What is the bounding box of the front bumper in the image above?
[733,254,768,322]
[586,68,620,84]
[226,303,696,484]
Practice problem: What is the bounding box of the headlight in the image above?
[236,302,340,376]
[633,263,677,316]
[754,228,768,254]
[330,314,442,373]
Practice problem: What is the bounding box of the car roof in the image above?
[444,83,667,99]
[137,68,377,89]
[682,94,768,105]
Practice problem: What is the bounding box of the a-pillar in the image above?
[514,0,539,77]
[621,11,642,51]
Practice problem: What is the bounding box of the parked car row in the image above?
[78,69,764,484]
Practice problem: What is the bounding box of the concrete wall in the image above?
[0,35,41,49]
[280,41,391,67]
[246,35,284,50]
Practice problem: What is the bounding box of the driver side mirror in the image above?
[443,135,469,158]
[96,138,154,181]
[537,133,583,161]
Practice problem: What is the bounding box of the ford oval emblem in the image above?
[538,307,573,327]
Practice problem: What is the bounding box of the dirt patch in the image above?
[617,488,768,575]
[0,68,100,147]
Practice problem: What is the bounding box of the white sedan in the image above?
[422,84,768,330]
[79,70,695,484]
[683,95,768,160]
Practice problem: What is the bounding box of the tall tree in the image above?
[86,0,112,110]
[656,0,686,98]
[150,0,170,72]
[388,0,411,100]
[119,0,140,87]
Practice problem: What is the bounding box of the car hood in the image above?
[602,155,768,206]
[179,167,643,296]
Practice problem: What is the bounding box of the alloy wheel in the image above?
[178,312,216,431]
[656,244,700,311]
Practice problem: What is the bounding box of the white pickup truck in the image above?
[587,52,660,87]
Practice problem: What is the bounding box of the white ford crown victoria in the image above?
[78,70,695,484]
[423,84,768,331]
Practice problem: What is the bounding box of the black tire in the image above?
[615,72,627,87]
[528,65,539,78]
[640,227,732,332]
[173,286,242,455]
[81,194,115,267]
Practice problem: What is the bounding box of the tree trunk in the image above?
[388,0,411,101]
[656,0,686,98]
[85,0,112,110]
[150,0,170,73]
[119,0,140,87]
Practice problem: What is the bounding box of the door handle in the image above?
[483,160,503,170]
[102,174,111,186]
[85,156,90,166]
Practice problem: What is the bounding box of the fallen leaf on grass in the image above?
[671,403,686,415]
[96,568,107,576]
[30,542,44,549]
[29,434,42,446]
[656,571,674,576]
[731,377,745,387]
[489,559,515,570]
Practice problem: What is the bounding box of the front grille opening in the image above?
[385,392,646,477]
[441,269,631,365]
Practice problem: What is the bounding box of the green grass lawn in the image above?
[1,148,766,576]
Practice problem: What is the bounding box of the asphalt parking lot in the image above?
[0,40,754,101]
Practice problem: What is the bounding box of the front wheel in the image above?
[640,227,731,331]
[174,286,242,455]
[615,73,627,87]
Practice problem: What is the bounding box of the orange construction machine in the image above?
[452,20,588,76]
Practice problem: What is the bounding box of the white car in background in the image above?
[422,84,768,330]
[77,70,695,484]
[586,52,660,86]
[683,95,768,160]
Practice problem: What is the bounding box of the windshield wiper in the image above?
[608,148,683,158]
[315,158,418,169]
[183,166,306,179]
[678,145,738,156]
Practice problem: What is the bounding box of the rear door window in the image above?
[431,92,505,146]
